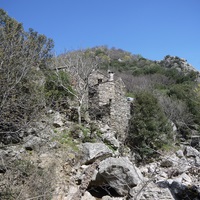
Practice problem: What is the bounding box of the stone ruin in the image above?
[88,70,131,139]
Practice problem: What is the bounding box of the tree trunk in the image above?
[77,99,82,124]
[77,105,81,124]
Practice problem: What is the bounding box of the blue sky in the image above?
[1,0,200,70]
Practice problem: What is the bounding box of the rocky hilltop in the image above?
[159,55,199,73]
[1,110,199,200]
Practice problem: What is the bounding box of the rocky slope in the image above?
[0,111,199,200]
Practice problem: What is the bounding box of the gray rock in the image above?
[102,196,125,200]
[184,146,200,157]
[100,124,111,133]
[195,155,200,166]
[81,191,96,200]
[180,173,192,185]
[98,157,143,195]
[23,135,44,151]
[176,149,184,158]
[184,146,200,166]
[130,182,174,200]
[177,157,191,173]
[81,142,112,164]
[53,112,64,127]
[102,132,120,150]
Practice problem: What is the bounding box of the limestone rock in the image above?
[65,186,78,200]
[100,124,111,133]
[184,146,200,157]
[102,132,120,150]
[176,149,184,158]
[53,112,64,127]
[130,182,174,200]
[98,157,144,195]
[184,146,200,166]
[23,135,44,151]
[81,142,112,164]
[81,191,96,200]
[102,196,125,200]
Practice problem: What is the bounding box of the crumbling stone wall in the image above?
[110,78,130,139]
[88,71,130,139]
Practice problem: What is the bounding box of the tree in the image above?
[0,9,54,144]
[156,93,195,139]
[127,91,172,162]
[51,49,100,124]
[44,69,74,112]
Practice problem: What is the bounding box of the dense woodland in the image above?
[1,8,200,159]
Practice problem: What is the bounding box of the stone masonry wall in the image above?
[110,78,130,139]
[88,71,130,139]
[98,82,115,106]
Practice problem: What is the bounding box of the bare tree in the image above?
[118,73,173,93]
[52,50,100,124]
[156,94,194,131]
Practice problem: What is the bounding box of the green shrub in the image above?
[127,91,173,162]
[0,159,54,199]
[44,70,74,111]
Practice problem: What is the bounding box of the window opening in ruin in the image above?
[109,99,112,105]
[98,79,103,84]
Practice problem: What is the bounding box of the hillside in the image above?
[0,9,200,200]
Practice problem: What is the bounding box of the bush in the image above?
[127,91,173,162]
[44,70,74,111]
[0,159,54,199]
[0,9,54,144]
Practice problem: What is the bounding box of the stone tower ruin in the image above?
[88,70,130,138]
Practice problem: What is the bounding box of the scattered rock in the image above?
[102,132,120,150]
[81,191,96,200]
[130,182,174,200]
[98,157,144,195]
[53,112,64,127]
[102,196,125,200]
[184,146,200,158]
[176,149,184,158]
[169,181,200,200]
[23,135,44,151]
[81,142,113,164]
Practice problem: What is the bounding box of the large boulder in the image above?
[98,157,144,195]
[81,142,113,164]
[184,146,200,166]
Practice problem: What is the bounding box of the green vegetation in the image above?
[69,123,102,143]
[0,159,54,199]
[127,91,173,162]
[0,9,54,144]
[45,70,74,111]
[52,128,79,151]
